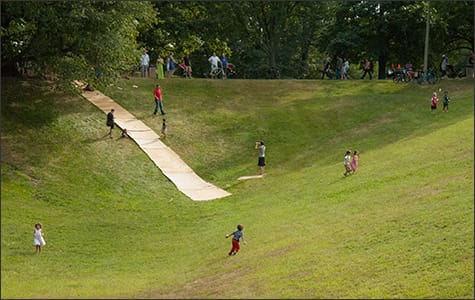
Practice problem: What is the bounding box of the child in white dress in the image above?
[33,223,46,253]
[344,150,352,176]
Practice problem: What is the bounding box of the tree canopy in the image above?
[1,1,156,86]
[1,1,473,82]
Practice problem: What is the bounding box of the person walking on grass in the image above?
[255,141,266,175]
[153,84,165,115]
[107,109,115,138]
[350,150,359,174]
[442,91,450,112]
[226,224,245,256]
[344,150,352,176]
[33,223,46,254]
[431,92,439,112]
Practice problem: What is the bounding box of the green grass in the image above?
[1,76,473,298]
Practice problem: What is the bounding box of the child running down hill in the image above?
[226,224,246,256]
[33,223,46,254]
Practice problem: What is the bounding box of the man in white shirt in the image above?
[141,50,150,77]
[208,52,222,78]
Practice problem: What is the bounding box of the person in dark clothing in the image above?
[322,57,332,79]
[106,109,115,139]
[361,58,373,80]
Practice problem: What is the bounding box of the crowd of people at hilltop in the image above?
[321,56,370,80]
[138,49,234,80]
[138,48,474,82]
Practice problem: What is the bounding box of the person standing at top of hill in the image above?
[141,50,150,78]
[255,141,266,175]
[33,222,46,254]
[361,58,373,80]
[153,84,165,115]
[156,55,165,80]
[440,55,448,78]
[220,53,228,78]
[344,150,352,176]
[208,52,222,78]
[221,53,228,69]
[166,52,177,78]
[335,55,343,79]
[107,108,115,138]
[183,53,192,78]
[431,92,439,112]
[322,56,332,79]
[226,224,245,256]
[342,58,350,80]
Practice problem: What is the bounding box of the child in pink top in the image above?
[350,150,359,174]
[431,92,439,111]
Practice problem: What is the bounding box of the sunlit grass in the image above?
[1,77,473,298]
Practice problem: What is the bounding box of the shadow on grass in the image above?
[1,77,71,129]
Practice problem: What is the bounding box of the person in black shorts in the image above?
[255,141,266,175]
[184,53,192,78]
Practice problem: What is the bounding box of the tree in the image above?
[430,1,474,68]
[319,1,428,79]
[1,1,156,87]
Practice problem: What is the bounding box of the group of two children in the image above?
[344,150,360,177]
[33,221,247,257]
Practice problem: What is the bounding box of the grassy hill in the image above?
[1,76,473,298]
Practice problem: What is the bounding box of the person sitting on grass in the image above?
[121,128,129,138]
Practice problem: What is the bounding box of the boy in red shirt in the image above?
[153,84,165,115]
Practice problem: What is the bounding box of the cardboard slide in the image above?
[81,89,231,201]
[238,175,264,180]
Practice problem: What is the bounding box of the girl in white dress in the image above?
[33,223,46,253]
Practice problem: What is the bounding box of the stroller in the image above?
[209,63,237,79]
[225,63,236,78]
[178,62,187,78]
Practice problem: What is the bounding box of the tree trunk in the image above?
[378,55,387,79]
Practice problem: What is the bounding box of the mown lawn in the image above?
[1,76,473,298]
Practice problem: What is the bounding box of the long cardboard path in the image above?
[82,89,231,201]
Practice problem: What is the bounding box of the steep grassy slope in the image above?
[1,77,473,298]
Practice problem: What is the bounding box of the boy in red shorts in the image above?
[226,224,245,256]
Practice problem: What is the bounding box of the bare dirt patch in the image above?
[137,267,254,299]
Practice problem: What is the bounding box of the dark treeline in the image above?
[2,1,473,84]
